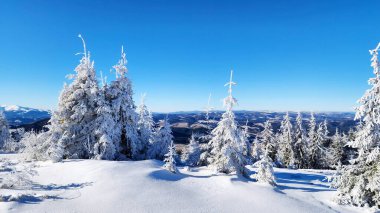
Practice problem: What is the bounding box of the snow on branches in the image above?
[208,70,248,176]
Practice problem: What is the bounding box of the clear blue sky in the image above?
[1,0,379,112]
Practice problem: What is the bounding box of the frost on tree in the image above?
[163,141,179,173]
[93,83,117,160]
[329,128,344,167]
[253,148,276,186]
[293,112,308,169]
[208,70,248,176]
[182,134,201,166]
[47,35,99,159]
[277,112,295,168]
[307,112,317,168]
[107,46,140,159]
[260,120,276,163]
[22,131,53,161]
[148,117,173,160]
[251,138,263,163]
[322,119,329,140]
[0,110,10,150]
[241,119,252,162]
[334,43,380,208]
[309,123,327,169]
[137,94,154,158]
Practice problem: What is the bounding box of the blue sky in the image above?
[1,0,380,112]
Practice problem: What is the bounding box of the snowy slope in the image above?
[0,155,365,213]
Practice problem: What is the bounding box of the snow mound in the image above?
[0,156,365,213]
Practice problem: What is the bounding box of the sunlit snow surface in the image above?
[0,153,366,213]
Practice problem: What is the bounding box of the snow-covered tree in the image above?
[329,128,344,167]
[148,118,173,160]
[307,112,317,167]
[0,111,10,150]
[253,148,276,186]
[47,35,99,159]
[163,141,179,173]
[107,46,140,159]
[260,120,276,162]
[334,43,380,208]
[3,128,25,152]
[22,131,51,161]
[208,70,248,176]
[309,123,327,169]
[241,119,251,161]
[137,94,154,158]
[93,84,117,160]
[277,112,295,168]
[308,112,317,143]
[251,138,263,163]
[181,134,201,166]
[322,119,329,140]
[293,112,308,169]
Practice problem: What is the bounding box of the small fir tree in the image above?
[148,117,173,160]
[163,141,179,173]
[182,134,201,166]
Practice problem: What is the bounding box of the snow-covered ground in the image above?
[0,154,366,213]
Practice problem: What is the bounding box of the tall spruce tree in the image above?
[137,94,154,158]
[309,123,327,169]
[260,120,276,162]
[307,112,317,168]
[93,84,117,160]
[208,70,248,176]
[334,43,380,208]
[293,112,308,168]
[48,35,99,159]
[329,128,344,167]
[107,46,140,159]
[277,112,295,168]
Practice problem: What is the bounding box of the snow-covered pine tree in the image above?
[329,128,344,167]
[293,112,308,169]
[163,141,179,173]
[323,119,329,139]
[107,46,140,159]
[251,138,263,163]
[0,111,10,150]
[208,70,248,176]
[309,123,327,169]
[137,93,154,158]
[241,119,251,161]
[93,83,117,160]
[47,35,99,159]
[277,112,295,168]
[181,134,201,166]
[148,117,173,160]
[253,147,276,186]
[307,112,317,168]
[260,120,277,162]
[334,43,380,208]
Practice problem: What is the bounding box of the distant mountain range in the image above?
[0,105,51,126]
[1,105,358,144]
